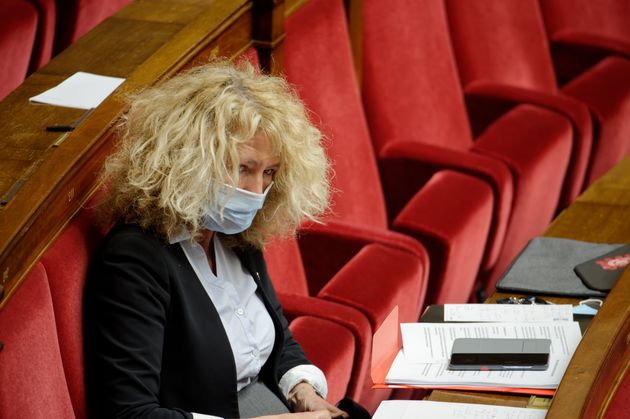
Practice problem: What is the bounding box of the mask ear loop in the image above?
[579,298,603,309]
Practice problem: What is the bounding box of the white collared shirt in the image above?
[169,233,327,419]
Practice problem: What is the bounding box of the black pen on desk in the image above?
[46,107,95,132]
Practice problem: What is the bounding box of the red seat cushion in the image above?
[0,262,75,418]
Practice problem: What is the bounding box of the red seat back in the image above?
[283,0,389,230]
[0,263,76,419]
[54,0,132,53]
[265,237,310,296]
[41,198,109,419]
[362,0,473,152]
[445,0,558,93]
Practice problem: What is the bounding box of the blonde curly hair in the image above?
[100,60,329,248]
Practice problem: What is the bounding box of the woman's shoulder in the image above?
[99,223,171,260]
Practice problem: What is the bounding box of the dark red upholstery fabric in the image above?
[392,171,493,304]
[473,104,572,291]
[289,316,354,404]
[284,0,388,229]
[0,262,76,418]
[378,141,512,272]
[605,366,630,418]
[361,0,574,294]
[265,237,310,296]
[540,0,630,83]
[54,0,132,53]
[276,294,372,403]
[284,0,490,310]
[562,56,630,185]
[361,0,510,274]
[266,235,422,408]
[0,0,38,100]
[28,0,56,71]
[41,203,107,419]
[445,0,593,206]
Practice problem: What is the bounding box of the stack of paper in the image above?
[373,400,547,419]
[385,321,582,389]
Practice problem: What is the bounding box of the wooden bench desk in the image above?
[428,156,630,418]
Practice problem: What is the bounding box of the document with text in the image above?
[385,321,581,388]
[444,304,574,322]
[373,400,547,419]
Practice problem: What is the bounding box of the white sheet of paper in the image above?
[401,321,581,363]
[373,400,547,419]
[444,304,574,322]
[29,72,125,109]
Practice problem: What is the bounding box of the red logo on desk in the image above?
[596,254,630,270]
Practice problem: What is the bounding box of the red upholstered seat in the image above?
[540,0,630,85]
[265,237,427,409]
[0,0,38,100]
[361,0,573,294]
[40,198,108,419]
[28,0,56,71]
[0,262,76,418]
[284,0,494,318]
[445,0,593,207]
[604,366,630,418]
[53,0,132,53]
[445,0,630,194]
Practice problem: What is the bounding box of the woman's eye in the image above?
[239,165,248,173]
[263,168,276,177]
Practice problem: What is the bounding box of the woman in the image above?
[84,61,348,419]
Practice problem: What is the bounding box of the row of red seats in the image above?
[0,0,131,100]
[275,0,630,410]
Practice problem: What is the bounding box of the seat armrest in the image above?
[317,243,427,329]
[277,293,373,400]
[465,81,593,204]
[297,220,428,295]
[392,170,493,303]
[379,141,512,270]
[551,31,630,59]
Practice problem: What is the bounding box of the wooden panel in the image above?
[0,0,255,309]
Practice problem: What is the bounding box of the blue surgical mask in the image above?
[202,183,273,234]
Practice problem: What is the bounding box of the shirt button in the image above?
[252,349,259,357]
[236,308,244,316]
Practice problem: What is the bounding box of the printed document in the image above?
[373,400,547,419]
[385,321,581,388]
[444,304,573,322]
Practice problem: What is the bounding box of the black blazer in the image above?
[84,224,310,419]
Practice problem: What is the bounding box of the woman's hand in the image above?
[287,382,349,418]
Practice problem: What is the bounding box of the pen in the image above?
[46,107,95,132]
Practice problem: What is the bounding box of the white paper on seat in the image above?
[444,304,574,322]
[29,72,125,109]
[373,400,547,419]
